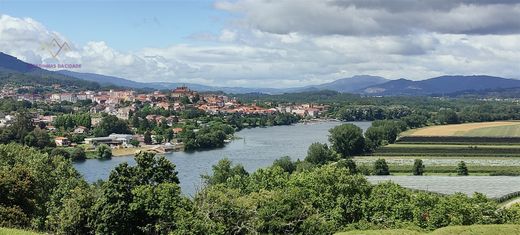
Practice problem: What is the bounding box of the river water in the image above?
[74,121,371,195]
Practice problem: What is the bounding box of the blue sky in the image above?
[0,0,230,51]
[0,0,519,88]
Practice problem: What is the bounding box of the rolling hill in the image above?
[298,75,389,93]
[360,75,520,96]
[0,52,100,90]
[3,52,520,96]
[58,70,390,94]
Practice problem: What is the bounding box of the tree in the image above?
[93,115,131,137]
[50,148,70,159]
[70,147,86,161]
[12,112,35,143]
[272,156,296,173]
[337,158,357,174]
[144,131,152,145]
[364,126,385,151]
[0,144,87,231]
[153,134,164,144]
[165,128,174,142]
[402,114,428,129]
[437,109,459,124]
[329,124,365,158]
[413,159,425,176]
[130,139,140,147]
[96,144,112,159]
[373,158,390,175]
[24,127,52,149]
[457,161,468,176]
[203,158,248,186]
[305,142,336,165]
[91,152,186,234]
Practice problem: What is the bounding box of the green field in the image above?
[367,121,520,175]
[464,125,520,137]
[0,228,43,235]
[337,224,520,235]
[372,144,520,157]
[402,121,520,137]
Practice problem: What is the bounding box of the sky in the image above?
[0,0,519,88]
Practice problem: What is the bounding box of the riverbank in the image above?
[74,121,363,195]
[112,147,152,156]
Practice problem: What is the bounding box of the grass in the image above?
[337,228,421,235]
[336,224,520,235]
[387,164,520,175]
[372,144,520,158]
[0,228,43,235]
[402,121,520,137]
[85,146,153,158]
[464,125,520,137]
[498,195,520,208]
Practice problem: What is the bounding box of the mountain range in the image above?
[361,76,520,96]
[1,51,520,96]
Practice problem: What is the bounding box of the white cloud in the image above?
[215,0,520,35]
[0,13,519,88]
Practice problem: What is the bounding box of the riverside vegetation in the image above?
[4,91,520,233]
[4,119,520,234]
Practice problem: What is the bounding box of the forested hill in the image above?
[0,52,100,90]
[360,75,520,96]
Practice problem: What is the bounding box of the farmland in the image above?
[365,121,520,176]
[402,121,520,137]
[337,224,520,235]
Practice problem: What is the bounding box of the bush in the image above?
[305,142,336,165]
[96,144,112,159]
[374,159,390,175]
[457,161,468,176]
[413,159,425,176]
[70,147,86,161]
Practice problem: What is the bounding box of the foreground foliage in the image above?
[3,143,520,234]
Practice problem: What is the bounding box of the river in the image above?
[74,121,371,195]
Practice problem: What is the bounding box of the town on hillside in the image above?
[0,84,328,157]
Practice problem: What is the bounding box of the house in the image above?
[55,137,71,147]
[156,102,171,110]
[116,107,133,120]
[74,126,88,134]
[84,134,134,147]
[306,108,320,117]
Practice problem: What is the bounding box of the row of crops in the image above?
[397,136,520,145]
[372,145,520,157]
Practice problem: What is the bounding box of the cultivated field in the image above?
[402,121,520,137]
[336,224,520,235]
[366,121,520,177]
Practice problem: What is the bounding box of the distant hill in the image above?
[58,70,285,94]
[4,52,520,96]
[360,75,520,96]
[444,86,520,98]
[59,70,390,94]
[297,75,389,93]
[0,52,100,90]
